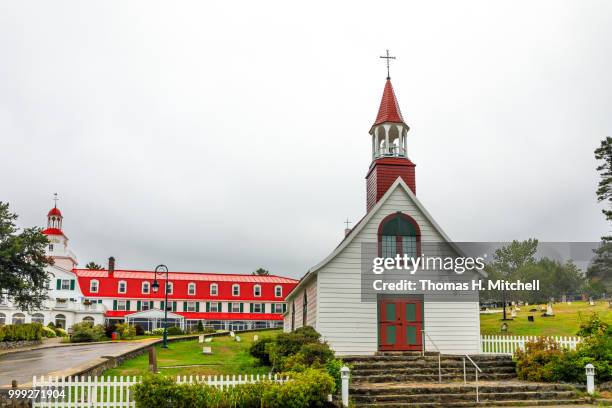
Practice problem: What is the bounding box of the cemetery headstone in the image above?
[253,335,259,341]
[203,346,212,354]
[199,335,204,343]
[204,337,213,343]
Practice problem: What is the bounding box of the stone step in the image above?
[355,399,588,407]
[351,361,515,370]
[352,366,516,376]
[350,383,576,395]
[351,373,517,383]
[352,390,580,403]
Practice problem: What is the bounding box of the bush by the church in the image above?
[42,326,56,338]
[0,323,43,342]
[132,368,334,408]
[515,313,612,383]
[249,337,274,366]
[70,321,106,342]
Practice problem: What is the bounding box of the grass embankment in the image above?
[480,301,612,336]
[103,329,280,377]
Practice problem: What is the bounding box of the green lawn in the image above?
[480,300,612,336]
[102,329,280,377]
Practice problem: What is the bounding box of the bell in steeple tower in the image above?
[365,77,416,212]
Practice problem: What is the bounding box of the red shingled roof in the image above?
[105,311,284,321]
[373,79,405,126]
[42,228,64,236]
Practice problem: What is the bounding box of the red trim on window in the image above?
[377,212,421,257]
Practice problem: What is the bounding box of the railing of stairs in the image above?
[420,330,441,383]
[463,354,483,403]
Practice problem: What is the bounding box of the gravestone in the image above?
[204,337,213,343]
[511,309,517,318]
[253,335,259,342]
[589,298,595,306]
[235,336,241,342]
[198,335,204,343]
[230,331,235,337]
[203,346,212,354]
[546,304,554,316]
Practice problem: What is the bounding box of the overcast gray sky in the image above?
[1,1,610,278]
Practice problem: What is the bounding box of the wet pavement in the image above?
[0,342,150,387]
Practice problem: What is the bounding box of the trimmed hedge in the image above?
[132,369,334,408]
[0,323,43,342]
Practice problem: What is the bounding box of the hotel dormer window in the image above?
[378,212,420,258]
[142,281,150,294]
[90,280,99,293]
[253,284,261,297]
[118,280,127,294]
[232,284,240,296]
[210,283,218,296]
[188,282,196,296]
[274,285,282,298]
[166,282,173,295]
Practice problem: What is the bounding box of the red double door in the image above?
[378,298,423,351]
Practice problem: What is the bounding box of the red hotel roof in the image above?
[105,311,283,321]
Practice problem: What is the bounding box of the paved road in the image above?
[0,342,151,387]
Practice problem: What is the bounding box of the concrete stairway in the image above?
[344,352,587,407]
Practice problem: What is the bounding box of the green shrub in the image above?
[152,328,165,335]
[250,337,274,366]
[324,358,344,393]
[54,328,68,337]
[197,321,204,333]
[0,323,43,342]
[166,326,184,336]
[132,369,333,408]
[104,323,117,338]
[269,326,321,370]
[42,326,57,338]
[70,321,105,342]
[298,343,334,366]
[115,323,136,340]
[515,313,612,383]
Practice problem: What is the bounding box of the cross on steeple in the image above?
[53,193,59,208]
[379,49,396,80]
[344,218,352,229]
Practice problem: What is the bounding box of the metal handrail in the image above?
[420,330,442,383]
[463,354,482,403]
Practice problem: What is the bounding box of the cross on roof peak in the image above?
[53,193,59,208]
[379,49,396,80]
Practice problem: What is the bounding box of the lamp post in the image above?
[151,264,169,348]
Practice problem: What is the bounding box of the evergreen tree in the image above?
[252,268,270,276]
[85,262,102,270]
[595,136,612,241]
[0,202,52,311]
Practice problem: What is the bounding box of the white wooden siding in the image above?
[316,185,481,355]
[306,278,317,328]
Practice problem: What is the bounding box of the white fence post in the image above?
[341,366,350,407]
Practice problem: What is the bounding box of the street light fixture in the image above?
[152,264,169,348]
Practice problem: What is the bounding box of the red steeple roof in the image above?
[373,79,405,126]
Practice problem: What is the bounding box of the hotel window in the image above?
[188,283,196,296]
[142,282,150,294]
[253,285,261,297]
[230,302,241,313]
[209,302,220,312]
[116,300,127,311]
[141,301,151,311]
[118,281,127,294]
[274,285,282,298]
[272,303,284,313]
[185,302,197,312]
[210,283,218,296]
[90,280,99,293]
[48,244,54,251]
[232,284,240,296]
[166,282,173,295]
[0,313,5,325]
[61,279,71,291]
[252,303,263,313]
[379,213,419,258]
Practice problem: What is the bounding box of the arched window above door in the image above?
[378,212,420,258]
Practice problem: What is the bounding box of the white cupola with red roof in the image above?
[42,194,78,270]
[365,69,416,212]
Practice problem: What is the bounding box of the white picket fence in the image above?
[480,335,581,355]
[31,373,286,407]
